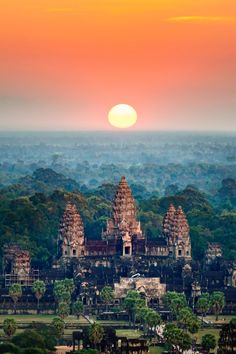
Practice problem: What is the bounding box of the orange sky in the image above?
[0,0,236,130]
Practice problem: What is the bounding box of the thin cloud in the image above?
[167,16,235,23]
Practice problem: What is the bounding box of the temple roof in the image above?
[59,203,84,245]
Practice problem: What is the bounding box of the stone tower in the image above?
[163,204,176,239]
[102,176,143,255]
[59,203,85,257]
[163,205,191,260]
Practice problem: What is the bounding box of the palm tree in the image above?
[32,280,46,314]
[89,322,104,351]
[196,293,210,323]
[3,318,17,338]
[73,299,84,319]
[9,283,22,314]
[210,291,225,321]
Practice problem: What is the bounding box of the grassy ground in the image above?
[204,315,236,324]
[149,347,165,354]
[116,329,143,338]
[0,314,128,326]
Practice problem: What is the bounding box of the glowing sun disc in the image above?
[108,104,137,128]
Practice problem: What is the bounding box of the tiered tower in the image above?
[163,204,176,239]
[102,176,143,255]
[59,203,85,257]
[163,205,191,260]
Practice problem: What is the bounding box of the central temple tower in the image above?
[102,176,144,255]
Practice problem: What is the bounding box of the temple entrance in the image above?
[125,246,131,255]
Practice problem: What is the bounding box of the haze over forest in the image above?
[0,131,236,266]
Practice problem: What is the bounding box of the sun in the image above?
[108,104,137,129]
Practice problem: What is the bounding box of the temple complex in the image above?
[1,177,236,316]
[58,176,192,260]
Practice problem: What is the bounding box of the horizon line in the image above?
[0,129,236,134]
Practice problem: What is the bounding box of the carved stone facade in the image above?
[59,203,85,258]
[206,243,222,264]
[3,245,39,286]
[102,176,143,242]
[114,277,166,304]
[4,245,31,277]
[163,205,191,260]
[59,177,191,260]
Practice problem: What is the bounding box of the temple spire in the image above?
[103,176,144,241]
[163,204,191,259]
[59,203,85,257]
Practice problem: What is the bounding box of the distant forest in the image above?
[0,132,236,268]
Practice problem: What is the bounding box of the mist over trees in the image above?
[0,132,236,267]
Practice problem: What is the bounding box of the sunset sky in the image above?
[0,0,236,131]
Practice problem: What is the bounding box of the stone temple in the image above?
[58,176,191,260]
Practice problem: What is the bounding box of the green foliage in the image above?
[136,307,161,334]
[32,280,46,300]
[210,291,225,321]
[89,322,105,349]
[53,278,74,303]
[51,317,65,338]
[3,318,17,337]
[9,284,22,312]
[12,329,45,349]
[177,307,199,333]
[1,165,236,264]
[31,322,56,351]
[201,333,216,352]
[32,280,46,312]
[57,302,70,319]
[123,290,145,326]
[0,342,20,354]
[145,309,161,328]
[22,348,47,354]
[100,286,114,309]
[196,293,210,321]
[73,300,84,317]
[163,291,187,316]
[163,323,192,352]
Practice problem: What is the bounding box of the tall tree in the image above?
[163,291,187,318]
[73,300,84,319]
[32,280,46,314]
[89,322,104,351]
[196,293,210,323]
[210,291,225,321]
[145,309,161,334]
[100,286,114,311]
[51,317,65,338]
[164,323,191,353]
[123,290,145,327]
[9,284,22,314]
[3,318,17,338]
[57,302,70,319]
[201,334,216,353]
